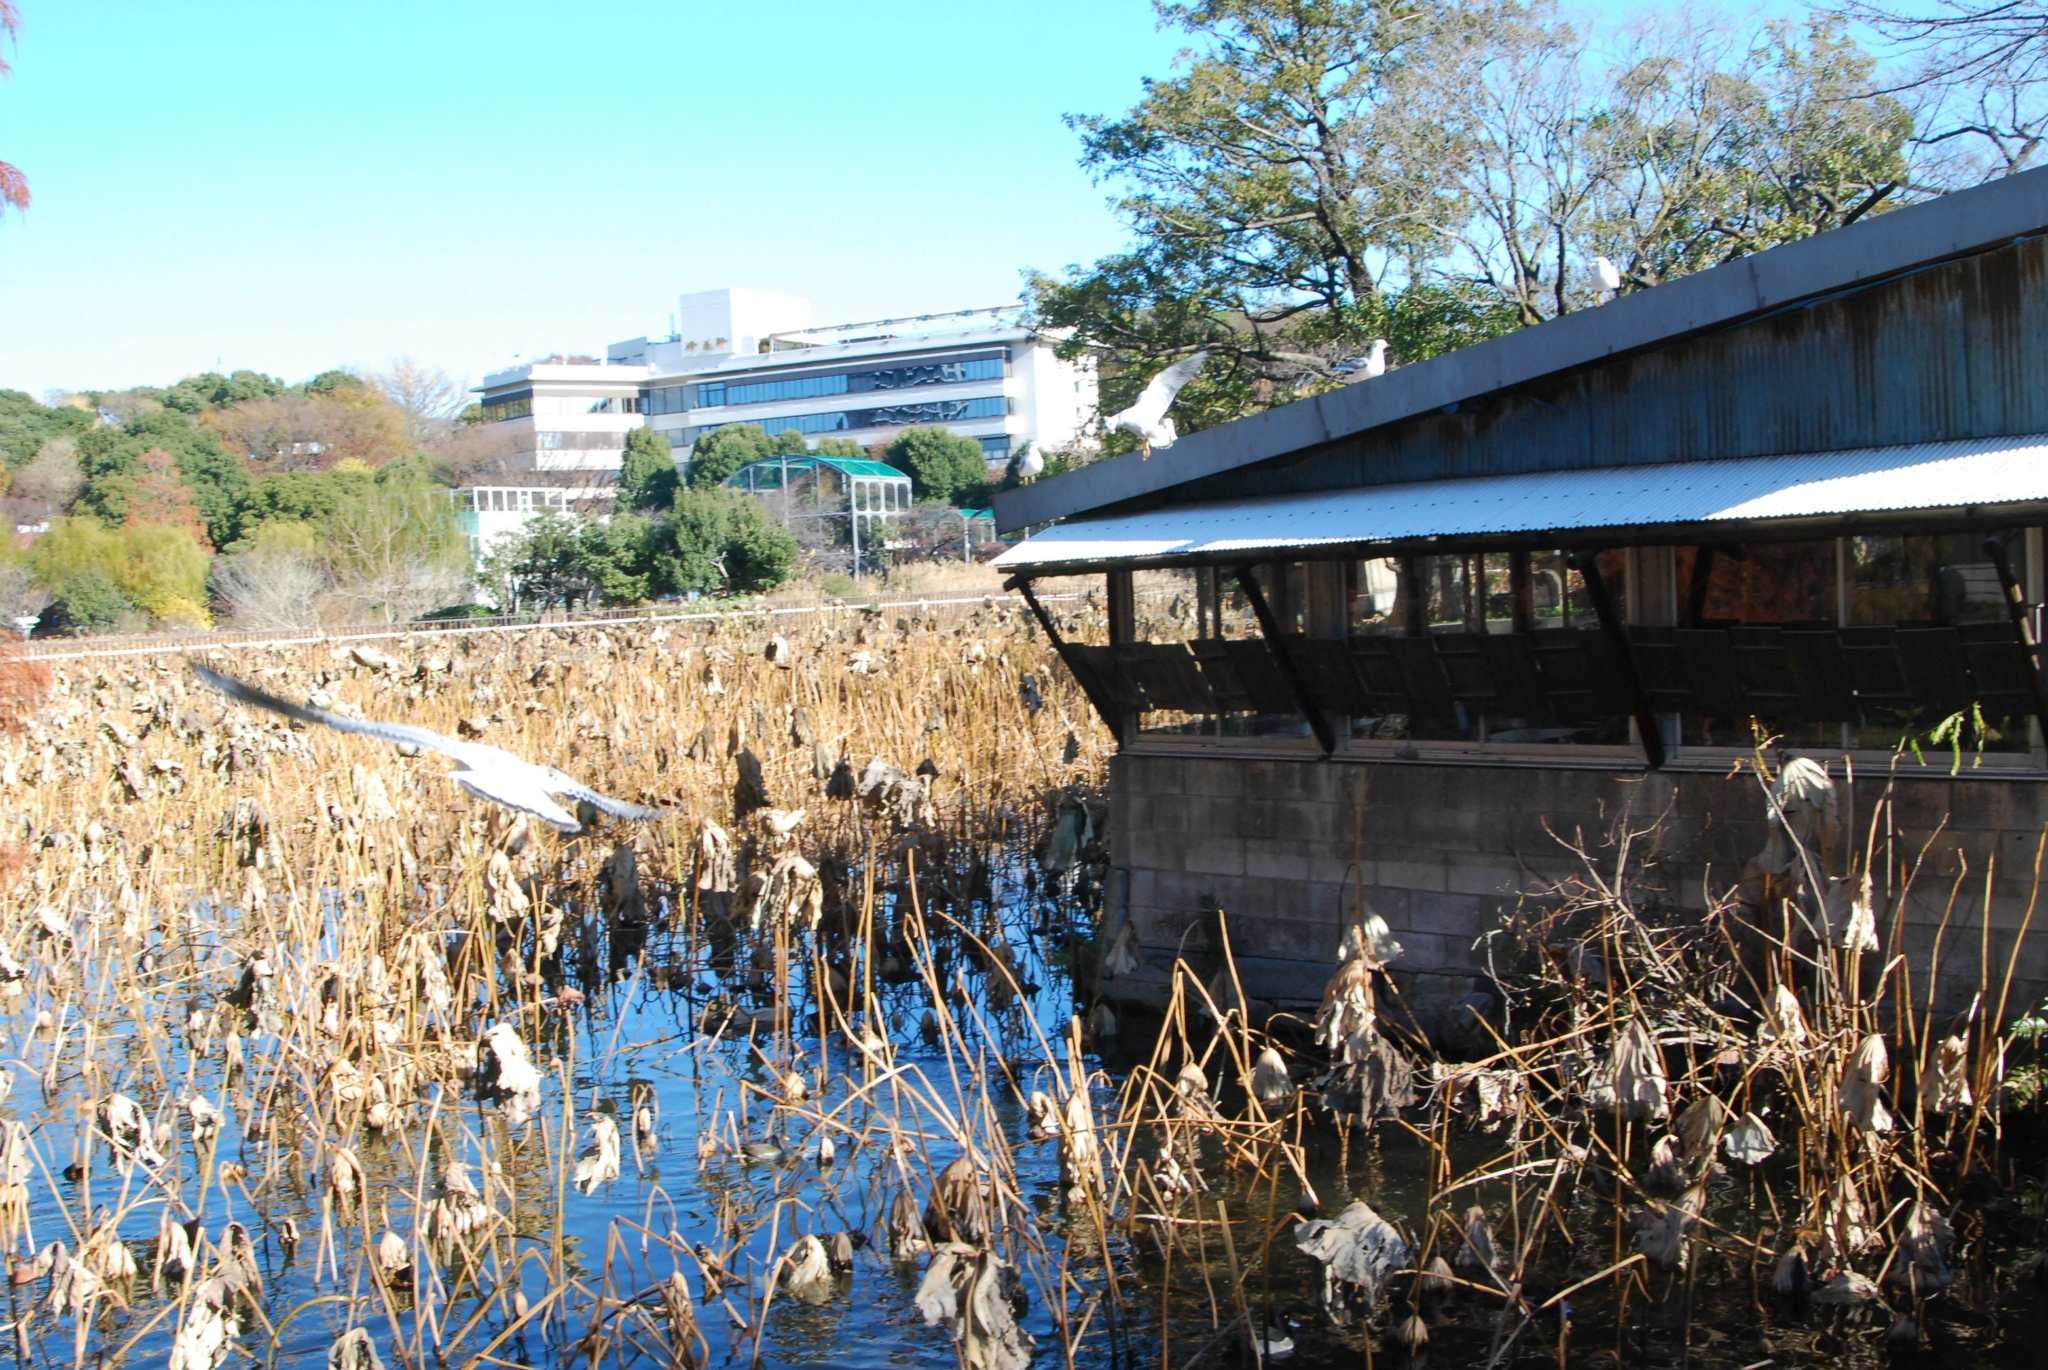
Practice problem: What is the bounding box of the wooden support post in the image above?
[1107,569,1136,645]
[1234,566,1337,756]
[1569,550,1665,769]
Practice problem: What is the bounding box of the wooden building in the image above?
[991,168,2048,1038]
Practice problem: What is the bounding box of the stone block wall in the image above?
[1099,748,2048,1042]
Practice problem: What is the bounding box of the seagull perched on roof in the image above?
[1107,350,1208,458]
[1015,444,1045,480]
[189,663,671,833]
[1343,338,1391,382]
[1592,255,1623,296]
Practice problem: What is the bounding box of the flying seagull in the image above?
[189,663,671,833]
[1592,255,1623,295]
[1107,350,1208,457]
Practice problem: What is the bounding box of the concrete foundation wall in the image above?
[1101,747,2048,1043]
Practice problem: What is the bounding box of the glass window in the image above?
[1849,532,2014,626]
[482,392,532,423]
[1676,540,1837,626]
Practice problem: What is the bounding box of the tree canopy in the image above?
[1034,0,1924,437]
[687,423,773,488]
[885,426,991,504]
[617,427,680,512]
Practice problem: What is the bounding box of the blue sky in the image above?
[0,2,1810,399]
[0,0,1185,396]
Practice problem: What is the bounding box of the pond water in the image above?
[6,833,2046,1370]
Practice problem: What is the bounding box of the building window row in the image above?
[641,352,1006,416]
[482,392,533,422]
[535,432,629,450]
[687,394,1009,443]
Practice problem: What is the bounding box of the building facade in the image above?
[475,288,1098,481]
[473,361,652,474]
[992,168,2048,1036]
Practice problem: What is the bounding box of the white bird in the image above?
[1015,445,1045,480]
[190,664,671,833]
[1107,350,1208,457]
[1348,338,1390,381]
[1592,255,1623,294]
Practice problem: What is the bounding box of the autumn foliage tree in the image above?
[125,448,214,550]
[0,3,26,216]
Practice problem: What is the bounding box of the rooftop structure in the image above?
[990,167,2048,1033]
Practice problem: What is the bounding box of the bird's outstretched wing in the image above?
[453,771,581,832]
[1109,350,1209,433]
[190,664,466,758]
[545,774,675,822]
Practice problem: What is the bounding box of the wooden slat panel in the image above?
[1478,633,1552,719]
[1388,637,1458,723]
[1840,625,1912,709]
[1223,638,1301,713]
[1288,638,1376,715]
[1434,634,1501,716]
[1627,626,1694,714]
[1896,626,1974,716]
[1114,642,1215,714]
[1530,630,1630,721]
[1188,639,1254,713]
[1955,621,2040,718]
[1064,644,1146,713]
[1676,629,1750,718]
[1731,627,1801,717]
[1782,629,1858,721]
[1347,638,1412,715]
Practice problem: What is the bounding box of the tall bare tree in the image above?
[375,359,468,447]
[1033,0,1917,439]
[1840,0,2048,179]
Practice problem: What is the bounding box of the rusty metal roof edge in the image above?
[993,166,2048,535]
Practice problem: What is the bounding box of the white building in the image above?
[475,359,653,473]
[450,486,579,560]
[475,288,1097,480]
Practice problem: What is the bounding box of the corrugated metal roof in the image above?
[993,433,2048,571]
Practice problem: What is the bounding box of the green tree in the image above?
[0,390,93,468]
[686,423,772,488]
[486,508,589,611]
[815,437,867,459]
[158,370,284,414]
[617,427,680,512]
[75,409,250,547]
[28,516,210,627]
[579,512,659,604]
[49,569,129,633]
[236,468,376,544]
[884,426,989,504]
[660,488,799,595]
[324,476,470,623]
[769,427,811,457]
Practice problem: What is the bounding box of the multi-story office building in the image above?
[474,288,1097,481]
